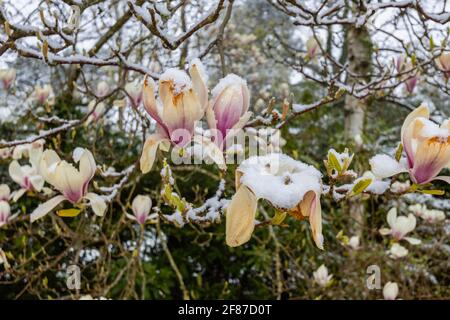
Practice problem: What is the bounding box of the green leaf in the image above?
[271,211,287,225]
[328,151,342,173]
[351,178,372,195]
[418,189,445,195]
[395,143,403,162]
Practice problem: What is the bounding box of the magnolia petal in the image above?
[140,134,169,173]
[401,105,429,167]
[299,191,323,250]
[404,237,421,245]
[29,174,44,192]
[387,208,397,228]
[411,137,450,184]
[77,148,96,186]
[432,176,450,184]
[11,188,27,202]
[189,59,208,112]
[126,213,137,221]
[84,192,107,217]
[226,185,257,247]
[379,228,392,235]
[223,111,253,149]
[8,160,24,186]
[143,76,165,128]
[30,195,66,222]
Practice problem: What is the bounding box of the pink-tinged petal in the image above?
[410,137,450,184]
[405,76,418,94]
[126,213,137,222]
[84,192,106,217]
[226,185,257,247]
[142,76,167,133]
[401,105,429,168]
[8,160,25,186]
[432,176,450,184]
[140,133,170,173]
[30,195,66,222]
[299,191,323,250]
[379,228,392,236]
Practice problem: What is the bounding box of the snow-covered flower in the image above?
[435,53,450,78]
[388,243,409,259]
[0,184,10,201]
[0,68,16,90]
[126,195,156,225]
[370,105,450,185]
[379,208,421,244]
[306,37,320,59]
[30,148,106,222]
[9,160,44,201]
[86,101,105,124]
[226,153,323,248]
[206,74,252,149]
[313,264,333,287]
[348,235,360,250]
[0,201,17,227]
[125,80,143,107]
[34,84,54,105]
[140,59,208,173]
[96,81,110,97]
[383,282,399,300]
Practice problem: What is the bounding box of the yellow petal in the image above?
[57,208,81,217]
[189,59,208,112]
[299,191,323,250]
[226,185,257,247]
[140,134,169,173]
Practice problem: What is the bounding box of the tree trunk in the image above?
[344,25,372,238]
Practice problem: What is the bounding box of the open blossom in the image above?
[206,74,251,149]
[9,161,44,201]
[388,243,409,259]
[126,195,156,225]
[379,208,421,245]
[383,282,399,300]
[140,59,208,173]
[435,53,450,78]
[226,153,323,249]
[30,148,106,222]
[0,184,10,201]
[348,236,360,250]
[313,265,333,287]
[96,81,110,97]
[34,84,54,105]
[0,68,16,90]
[370,104,450,185]
[125,80,143,107]
[409,204,445,223]
[306,37,320,59]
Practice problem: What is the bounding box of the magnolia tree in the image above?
[0,0,448,300]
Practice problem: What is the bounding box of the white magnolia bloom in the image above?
[383,282,399,300]
[125,80,143,107]
[96,81,110,97]
[9,160,45,201]
[0,201,18,227]
[388,243,409,259]
[0,68,16,89]
[12,139,45,167]
[126,195,157,225]
[226,153,323,248]
[421,209,445,223]
[348,236,360,250]
[0,184,10,201]
[313,264,333,287]
[30,148,106,222]
[379,208,421,245]
[34,84,54,105]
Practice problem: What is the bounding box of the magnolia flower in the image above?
[0,68,16,90]
[409,204,446,223]
[370,105,450,185]
[383,282,399,300]
[96,81,110,97]
[125,80,143,107]
[396,54,406,73]
[388,243,409,259]
[379,208,421,244]
[313,265,333,287]
[126,195,157,225]
[140,59,208,173]
[86,101,105,125]
[12,139,44,167]
[404,67,419,94]
[226,153,323,249]
[348,235,360,250]
[0,184,10,201]
[34,84,54,105]
[9,160,44,201]
[30,148,106,222]
[206,74,252,149]
[396,57,419,93]
[435,53,450,78]
[306,37,320,59]
[0,201,17,227]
